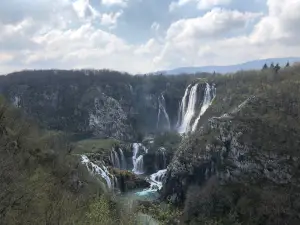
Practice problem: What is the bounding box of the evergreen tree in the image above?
[262,63,268,70]
[286,62,290,67]
[274,63,281,73]
[270,62,275,69]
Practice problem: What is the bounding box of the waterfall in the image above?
[133,155,144,174]
[177,83,199,134]
[119,148,127,170]
[176,84,192,127]
[192,83,216,132]
[156,147,167,170]
[81,155,112,189]
[110,149,121,169]
[135,169,167,197]
[157,94,171,130]
[149,169,167,190]
[132,143,147,174]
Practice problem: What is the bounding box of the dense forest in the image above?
[1,64,300,225]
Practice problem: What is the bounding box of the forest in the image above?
[1,64,300,225]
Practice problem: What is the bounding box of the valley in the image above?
[1,65,300,224]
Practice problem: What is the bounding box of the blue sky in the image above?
[0,0,299,74]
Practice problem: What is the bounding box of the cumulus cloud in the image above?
[1,0,300,74]
[169,0,232,11]
[197,0,232,9]
[101,11,123,28]
[101,0,128,7]
[159,0,300,69]
[151,22,160,31]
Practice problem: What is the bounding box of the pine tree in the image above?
[275,63,281,73]
[270,62,275,69]
[262,63,268,70]
[285,62,290,67]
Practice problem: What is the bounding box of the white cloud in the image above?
[151,22,160,31]
[1,0,300,74]
[169,0,232,11]
[101,0,128,7]
[250,0,300,45]
[72,0,100,20]
[197,0,232,9]
[101,11,123,28]
[158,0,300,69]
[166,8,261,42]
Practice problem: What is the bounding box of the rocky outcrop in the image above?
[88,93,133,140]
[161,96,300,205]
[112,168,150,192]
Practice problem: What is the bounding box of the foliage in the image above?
[176,64,300,225]
[138,202,182,225]
[152,131,182,152]
[74,138,121,154]
[0,97,137,225]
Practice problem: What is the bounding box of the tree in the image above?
[274,63,281,73]
[270,62,275,69]
[285,62,290,67]
[262,63,268,70]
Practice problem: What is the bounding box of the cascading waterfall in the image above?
[119,148,127,170]
[110,149,121,169]
[177,83,199,134]
[156,147,167,170]
[81,155,112,189]
[132,143,147,174]
[191,83,216,132]
[136,169,167,196]
[157,94,171,130]
[133,155,144,174]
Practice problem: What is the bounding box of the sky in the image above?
[0,0,300,74]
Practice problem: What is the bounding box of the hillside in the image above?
[1,65,300,225]
[156,57,300,75]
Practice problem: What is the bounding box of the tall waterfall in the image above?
[176,84,192,127]
[81,155,112,189]
[177,83,199,134]
[191,83,216,132]
[157,94,171,130]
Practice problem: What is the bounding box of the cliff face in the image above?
[162,94,300,201]
[0,70,197,140]
[160,68,300,223]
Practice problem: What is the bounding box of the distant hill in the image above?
[155,57,300,75]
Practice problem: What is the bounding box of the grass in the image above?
[73,138,121,154]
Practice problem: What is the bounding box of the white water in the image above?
[132,143,147,174]
[81,155,112,189]
[176,84,192,127]
[110,149,121,169]
[156,147,167,169]
[192,83,216,132]
[133,155,144,174]
[178,83,199,134]
[157,94,171,130]
[119,148,127,170]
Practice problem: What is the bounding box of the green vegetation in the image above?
[138,202,182,225]
[2,64,300,225]
[0,97,136,225]
[164,64,300,224]
[74,138,121,154]
[151,131,182,152]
